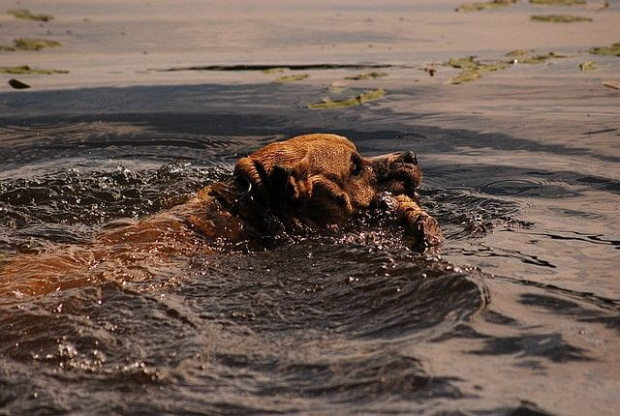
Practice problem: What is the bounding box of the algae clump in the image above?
[455,0,514,12]
[445,56,508,84]
[345,72,389,80]
[1,38,62,51]
[274,74,309,83]
[445,57,479,70]
[530,14,592,23]
[15,38,61,51]
[578,62,598,71]
[521,52,568,64]
[0,65,69,75]
[589,43,620,57]
[451,63,508,84]
[262,67,288,74]
[529,0,586,5]
[307,88,386,109]
[7,9,53,22]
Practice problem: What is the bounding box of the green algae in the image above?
[589,43,620,57]
[521,51,568,64]
[1,38,62,51]
[7,8,54,22]
[529,0,586,5]
[15,38,61,50]
[274,74,309,83]
[451,63,508,84]
[345,72,389,80]
[0,65,69,75]
[262,67,288,74]
[307,88,385,109]
[530,14,592,23]
[578,61,599,71]
[504,50,568,64]
[445,56,508,84]
[445,57,479,70]
[455,0,514,12]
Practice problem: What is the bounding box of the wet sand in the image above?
[1,0,619,88]
[1,1,619,415]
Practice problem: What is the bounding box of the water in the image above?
[1,81,619,415]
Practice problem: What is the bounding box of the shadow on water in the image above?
[3,83,619,161]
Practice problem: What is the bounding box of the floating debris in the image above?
[504,50,568,64]
[455,0,515,12]
[274,74,309,83]
[8,79,31,89]
[344,72,389,81]
[529,0,586,5]
[578,61,599,71]
[445,56,479,70]
[421,66,437,77]
[530,14,592,23]
[520,51,568,64]
[307,88,386,109]
[589,42,620,57]
[445,56,508,84]
[0,65,69,75]
[1,38,62,51]
[7,8,54,22]
[451,63,509,84]
[603,81,620,90]
[262,67,288,74]
[15,38,62,50]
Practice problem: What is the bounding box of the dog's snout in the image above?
[398,151,417,165]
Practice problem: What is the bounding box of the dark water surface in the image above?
[1,83,618,415]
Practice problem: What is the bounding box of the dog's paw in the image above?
[406,213,443,250]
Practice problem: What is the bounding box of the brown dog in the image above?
[0,134,442,297]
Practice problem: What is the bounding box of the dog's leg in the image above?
[393,194,443,249]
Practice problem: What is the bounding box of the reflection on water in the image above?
[0,84,618,414]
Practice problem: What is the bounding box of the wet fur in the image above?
[0,133,441,297]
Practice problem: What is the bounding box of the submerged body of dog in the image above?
[0,134,442,296]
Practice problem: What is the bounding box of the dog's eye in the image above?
[350,155,364,177]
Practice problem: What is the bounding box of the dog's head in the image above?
[232,133,422,229]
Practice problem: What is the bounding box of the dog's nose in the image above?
[397,151,417,165]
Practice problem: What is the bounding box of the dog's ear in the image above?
[234,156,270,203]
[234,155,313,212]
[269,156,314,212]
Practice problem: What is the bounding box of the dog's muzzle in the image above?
[370,151,422,196]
